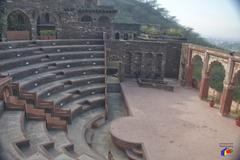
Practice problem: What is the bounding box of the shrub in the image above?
[165,28,182,37]
[40,30,56,36]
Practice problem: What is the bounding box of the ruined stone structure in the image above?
[2,0,117,40]
[0,0,239,160]
[106,40,182,80]
[181,43,240,116]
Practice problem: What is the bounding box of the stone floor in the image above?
[110,79,240,160]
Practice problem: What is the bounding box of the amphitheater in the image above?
[0,0,240,160]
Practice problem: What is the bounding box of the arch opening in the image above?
[98,16,110,27]
[115,32,120,40]
[7,10,31,40]
[37,13,56,39]
[144,53,153,78]
[124,52,132,75]
[192,55,203,89]
[132,53,142,77]
[208,61,226,104]
[123,33,128,40]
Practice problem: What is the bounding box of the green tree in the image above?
[209,63,225,92]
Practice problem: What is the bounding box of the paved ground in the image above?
[110,80,240,160]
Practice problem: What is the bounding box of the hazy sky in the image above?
[157,0,240,41]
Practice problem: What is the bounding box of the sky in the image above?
[157,0,240,41]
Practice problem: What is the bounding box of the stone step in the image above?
[0,51,104,68]
[0,39,104,51]
[131,147,143,156]
[0,44,104,60]
[2,56,104,74]
[68,108,106,160]
[125,149,144,160]
[31,75,105,98]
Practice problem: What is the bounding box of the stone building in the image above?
[2,0,117,40]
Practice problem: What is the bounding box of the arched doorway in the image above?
[123,33,128,40]
[37,13,56,40]
[115,32,120,40]
[192,55,203,89]
[124,52,132,75]
[144,53,153,78]
[81,15,93,22]
[155,54,163,79]
[132,52,142,77]
[208,62,225,104]
[7,10,31,40]
[98,16,110,27]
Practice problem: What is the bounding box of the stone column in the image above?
[185,48,193,86]
[161,54,166,80]
[186,64,193,86]
[152,54,157,77]
[199,51,209,100]
[219,58,234,116]
[30,19,37,40]
[1,14,7,41]
[199,73,210,100]
[220,84,234,116]
[141,53,146,77]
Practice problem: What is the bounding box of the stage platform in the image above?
[110,79,240,160]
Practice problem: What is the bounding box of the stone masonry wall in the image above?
[106,40,183,80]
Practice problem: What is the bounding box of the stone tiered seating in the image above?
[0,38,107,160]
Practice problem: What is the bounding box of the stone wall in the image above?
[106,40,183,80]
[3,0,117,40]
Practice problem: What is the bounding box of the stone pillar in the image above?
[2,14,8,42]
[30,19,37,40]
[220,84,234,116]
[161,54,166,80]
[199,51,209,99]
[141,53,146,76]
[199,74,210,100]
[185,48,193,86]
[186,64,193,86]
[152,54,157,77]
[219,58,234,116]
